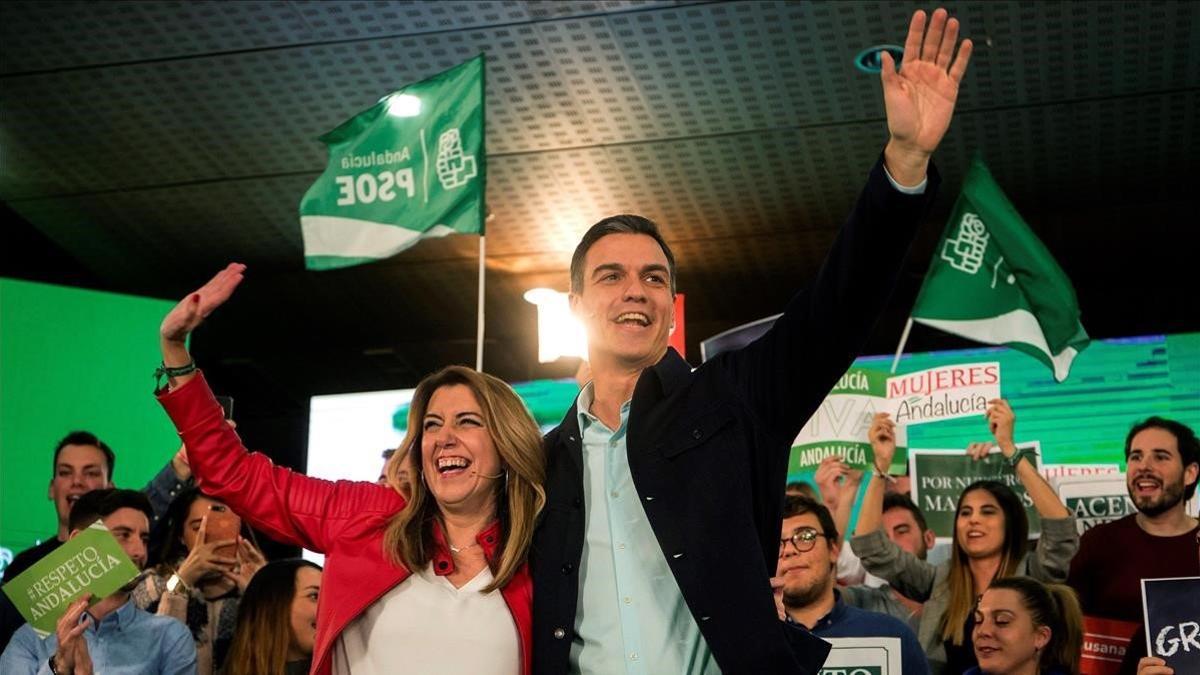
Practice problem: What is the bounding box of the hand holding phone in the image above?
[203,504,240,560]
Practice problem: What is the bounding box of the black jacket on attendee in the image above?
[531,156,940,674]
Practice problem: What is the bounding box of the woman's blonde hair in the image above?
[382,366,546,592]
[939,480,1028,644]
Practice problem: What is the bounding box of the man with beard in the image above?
[774,495,929,675]
[0,489,196,675]
[1067,417,1200,622]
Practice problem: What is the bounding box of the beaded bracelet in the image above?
[1008,446,1038,470]
[154,360,197,389]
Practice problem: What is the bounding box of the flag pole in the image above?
[890,317,913,374]
[475,234,486,372]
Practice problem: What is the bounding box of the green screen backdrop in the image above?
[0,279,180,572]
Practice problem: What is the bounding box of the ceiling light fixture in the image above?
[386,93,422,117]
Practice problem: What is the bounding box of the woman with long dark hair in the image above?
[224,559,323,675]
[968,576,1083,675]
[852,402,1079,674]
[154,264,546,675]
[133,485,266,675]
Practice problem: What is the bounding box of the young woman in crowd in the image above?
[224,559,323,675]
[154,263,546,675]
[134,485,266,675]
[967,576,1083,675]
[852,402,1079,674]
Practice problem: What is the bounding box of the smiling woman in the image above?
[223,559,324,675]
[152,264,546,675]
[852,404,1079,675]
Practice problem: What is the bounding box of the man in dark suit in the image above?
[531,7,973,674]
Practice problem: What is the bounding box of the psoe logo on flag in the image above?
[941,212,989,274]
[436,128,477,189]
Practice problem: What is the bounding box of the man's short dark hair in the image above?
[1125,416,1200,500]
[569,214,677,295]
[782,494,839,541]
[882,492,929,533]
[68,488,152,533]
[52,430,115,480]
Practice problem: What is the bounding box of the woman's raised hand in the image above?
[159,264,245,373]
[160,263,246,347]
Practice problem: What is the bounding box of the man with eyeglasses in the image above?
[773,494,930,675]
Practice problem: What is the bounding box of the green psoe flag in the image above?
[300,55,485,270]
[911,158,1090,381]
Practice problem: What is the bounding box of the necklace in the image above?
[449,541,478,554]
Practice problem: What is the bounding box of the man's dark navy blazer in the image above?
[532,156,940,675]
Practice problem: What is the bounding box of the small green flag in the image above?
[1,522,140,635]
[300,55,486,270]
[912,159,1090,381]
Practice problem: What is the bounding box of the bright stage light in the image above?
[524,287,587,363]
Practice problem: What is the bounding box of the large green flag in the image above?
[300,55,485,270]
[911,158,1089,381]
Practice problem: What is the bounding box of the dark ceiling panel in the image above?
[2,1,1198,451]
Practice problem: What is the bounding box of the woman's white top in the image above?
[332,564,519,675]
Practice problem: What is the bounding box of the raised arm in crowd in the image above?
[852,401,1078,674]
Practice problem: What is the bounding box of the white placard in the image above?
[819,636,903,675]
[884,362,1001,425]
[1040,463,1121,483]
[1055,474,1135,535]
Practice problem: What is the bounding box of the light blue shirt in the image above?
[564,167,919,674]
[0,597,196,675]
[569,383,720,675]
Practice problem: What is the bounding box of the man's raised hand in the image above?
[881,8,973,184]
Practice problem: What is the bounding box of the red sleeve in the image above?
[156,371,404,552]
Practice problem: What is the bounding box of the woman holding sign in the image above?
[852,401,1078,675]
[152,263,545,675]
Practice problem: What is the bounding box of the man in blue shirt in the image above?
[533,7,973,674]
[1,431,194,655]
[1,489,196,675]
[775,494,930,675]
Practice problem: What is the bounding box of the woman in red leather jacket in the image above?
[155,263,545,675]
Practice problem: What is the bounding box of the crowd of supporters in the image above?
[2,6,1196,673]
[2,399,1194,675]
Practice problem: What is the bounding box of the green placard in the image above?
[908,444,1042,540]
[2,522,139,635]
[1055,475,1136,535]
[790,367,906,473]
